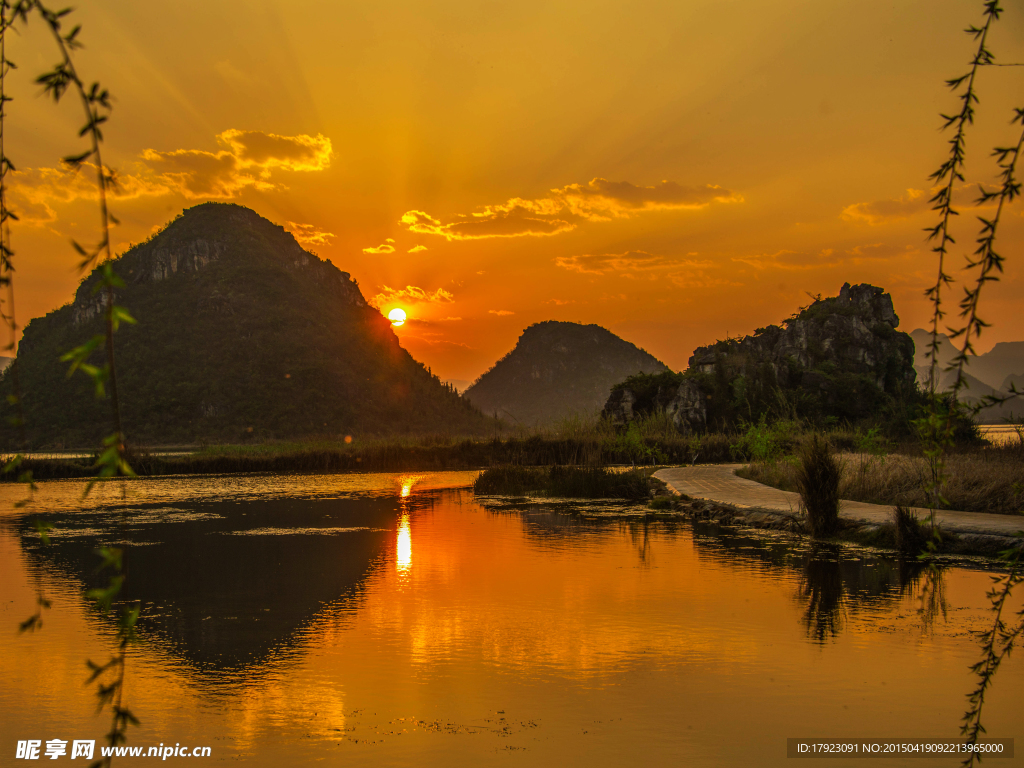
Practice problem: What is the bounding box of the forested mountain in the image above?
[465,321,667,426]
[0,203,487,447]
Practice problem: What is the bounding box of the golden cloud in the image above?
[9,130,334,223]
[488,309,515,316]
[141,129,332,199]
[555,178,742,221]
[363,238,396,254]
[407,245,429,253]
[370,285,455,307]
[286,221,335,246]
[400,206,574,241]
[841,189,929,225]
[8,164,170,225]
[555,250,714,275]
[400,177,740,240]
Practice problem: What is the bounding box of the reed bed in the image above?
[739,441,1024,515]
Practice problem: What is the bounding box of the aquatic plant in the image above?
[474,464,652,500]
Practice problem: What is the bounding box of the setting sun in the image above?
[388,308,407,326]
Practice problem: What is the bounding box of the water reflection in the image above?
[486,500,946,643]
[690,522,941,643]
[396,514,412,574]
[16,495,412,671]
[2,476,1013,768]
[799,552,847,641]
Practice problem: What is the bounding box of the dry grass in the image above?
[738,441,1024,515]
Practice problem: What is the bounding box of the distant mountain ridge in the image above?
[1,203,488,447]
[910,329,1024,391]
[464,321,667,426]
[910,329,1024,422]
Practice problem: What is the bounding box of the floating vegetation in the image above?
[473,464,652,500]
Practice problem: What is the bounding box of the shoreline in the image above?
[652,465,1023,558]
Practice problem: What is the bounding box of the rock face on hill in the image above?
[604,283,917,432]
[1,203,487,447]
[464,321,667,426]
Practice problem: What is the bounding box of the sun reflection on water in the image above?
[396,514,412,574]
[399,474,425,498]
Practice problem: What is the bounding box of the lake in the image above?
[1,471,1021,766]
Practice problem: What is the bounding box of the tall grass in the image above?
[892,505,929,556]
[796,435,842,538]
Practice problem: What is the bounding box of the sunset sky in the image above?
[5,0,1023,385]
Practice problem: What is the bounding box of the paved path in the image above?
[653,464,1024,537]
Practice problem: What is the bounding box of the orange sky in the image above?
[4,0,1023,385]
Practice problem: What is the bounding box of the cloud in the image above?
[8,164,170,225]
[407,245,429,253]
[734,242,917,272]
[547,298,575,305]
[399,177,741,241]
[140,129,332,199]
[400,315,464,330]
[370,285,455,307]
[286,221,335,246]
[845,242,916,261]
[10,129,335,223]
[555,250,714,275]
[555,178,742,221]
[733,249,842,271]
[668,270,741,289]
[400,205,574,241]
[488,309,515,316]
[363,242,396,254]
[841,189,929,225]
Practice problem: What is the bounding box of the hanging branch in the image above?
[947,111,1024,395]
[923,0,1001,392]
[2,4,140,764]
[959,546,1024,767]
[917,1,1003,538]
[0,0,27,452]
[12,0,135,483]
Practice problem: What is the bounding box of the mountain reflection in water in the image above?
[0,472,1014,768]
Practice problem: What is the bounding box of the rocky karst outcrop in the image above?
[604,283,917,432]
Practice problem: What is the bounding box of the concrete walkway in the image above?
[653,464,1024,538]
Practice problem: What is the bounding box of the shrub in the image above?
[797,435,842,537]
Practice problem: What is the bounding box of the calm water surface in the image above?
[1,471,1021,766]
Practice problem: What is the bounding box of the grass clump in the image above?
[892,504,929,556]
[473,464,652,500]
[796,435,842,538]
